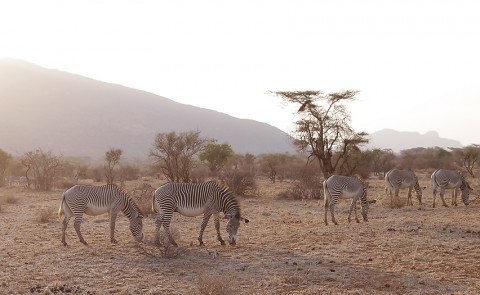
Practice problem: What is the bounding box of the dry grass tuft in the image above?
[389,196,406,209]
[36,208,54,223]
[197,273,235,295]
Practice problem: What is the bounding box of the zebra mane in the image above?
[108,184,143,217]
[213,181,241,218]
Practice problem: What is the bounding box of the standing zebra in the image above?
[58,184,144,246]
[152,181,249,246]
[323,175,369,225]
[384,168,423,206]
[431,169,471,208]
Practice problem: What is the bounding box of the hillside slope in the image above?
[0,59,295,159]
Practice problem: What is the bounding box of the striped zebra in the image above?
[431,169,471,208]
[323,175,369,225]
[58,184,144,246]
[384,168,423,206]
[152,181,249,246]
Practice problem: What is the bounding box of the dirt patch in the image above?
[0,175,479,294]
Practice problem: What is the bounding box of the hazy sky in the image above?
[1,0,479,146]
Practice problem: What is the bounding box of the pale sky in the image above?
[1,0,479,146]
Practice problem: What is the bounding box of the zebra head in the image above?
[129,208,144,242]
[224,213,249,245]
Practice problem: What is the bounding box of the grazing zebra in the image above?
[58,184,144,246]
[152,181,249,246]
[384,168,423,206]
[431,169,471,208]
[323,175,369,225]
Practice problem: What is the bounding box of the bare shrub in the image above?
[55,179,76,190]
[277,182,322,200]
[197,273,235,295]
[37,208,54,223]
[131,182,156,216]
[190,165,210,183]
[277,163,322,200]
[389,196,406,209]
[220,168,256,196]
[155,228,184,258]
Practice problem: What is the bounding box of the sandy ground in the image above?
[0,174,479,294]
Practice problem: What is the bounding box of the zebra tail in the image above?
[58,194,65,220]
[323,184,329,208]
[151,191,158,214]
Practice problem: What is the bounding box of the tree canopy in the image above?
[271,90,368,178]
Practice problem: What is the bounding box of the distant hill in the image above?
[368,129,463,153]
[0,59,296,159]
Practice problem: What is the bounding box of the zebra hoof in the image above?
[81,241,88,246]
[62,242,68,247]
[219,240,226,246]
[111,239,118,244]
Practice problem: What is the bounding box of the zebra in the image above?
[58,184,144,246]
[323,175,369,225]
[152,181,249,247]
[384,168,423,206]
[431,169,472,208]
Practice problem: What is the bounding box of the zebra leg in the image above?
[198,214,212,246]
[452,189,458,206]
[354,198,360,223]
[323,187,331,225]
[348,198,359,223]
[109,212,118,244]
[73,215,88,245]
[439,187,448,207]
[407,188,413,206]
[394,188,400,205]
[324,199,329,226]
[61,216,71,246]
[154,214,163,246]
[156,212,178,247]
[330,203,338,225]
[214,214,225,245]
[432,187,437,208]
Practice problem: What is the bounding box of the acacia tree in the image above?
[271,90,368,178]
[0,148,12,186]
[198,142,234,175]
[105,148,123,184]
[462,145,480,177]
[21,149,63,191]
[150,130,207,182]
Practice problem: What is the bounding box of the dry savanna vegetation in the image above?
[0,173,479,294]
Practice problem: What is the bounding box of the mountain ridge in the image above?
[0,59,466,159]
[0,59,296,159]
[368,128,463,153]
